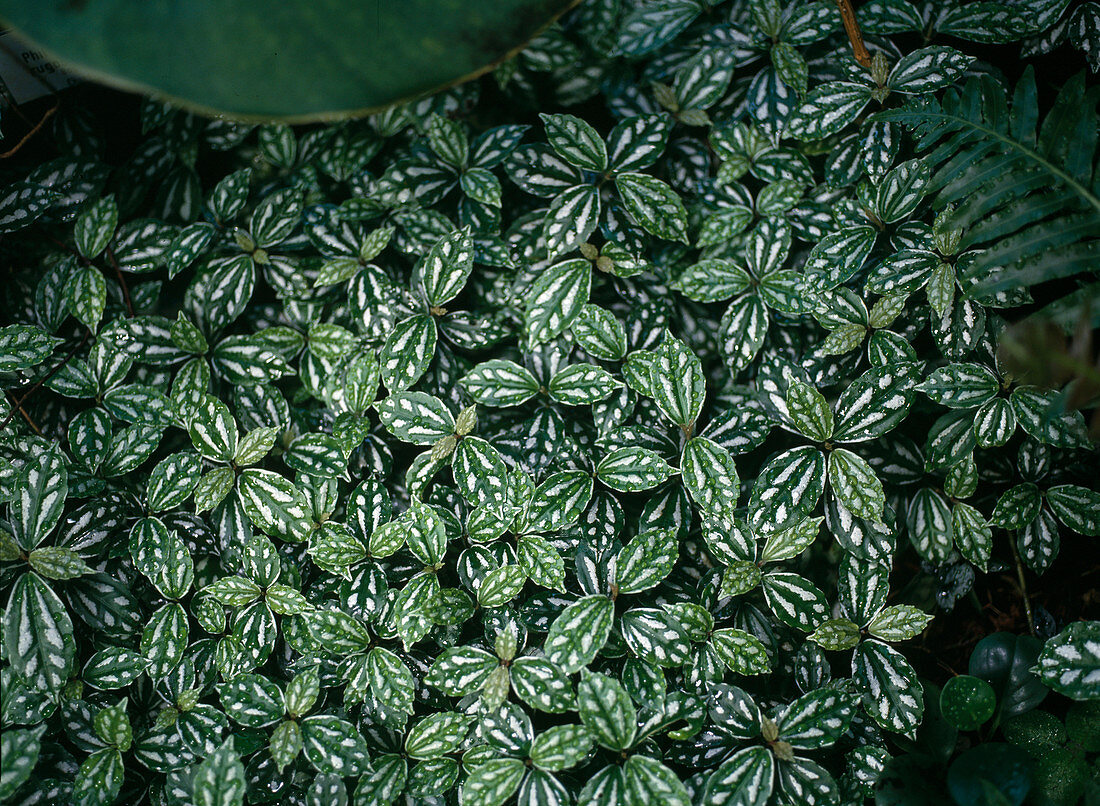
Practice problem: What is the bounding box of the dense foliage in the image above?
[1,1,1099,805]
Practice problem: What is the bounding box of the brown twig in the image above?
[0,104,58,159]
[41,232,135,317]
[0,331,89,434]
[0,85,35,128]
[934,658,959,679]
[104,247,135,316]
[0,35,65,156]
[5,392,44,436]
[834,0,873,68]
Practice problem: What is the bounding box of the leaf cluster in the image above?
[1,2,1098,805]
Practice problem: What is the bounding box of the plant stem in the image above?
[5,393,43,436]
[0,331,89,434]
[0,104,58,159]
[41,231,135,317]
[105,247,135,316]
[1008,532,1037,637]
[834,0,873,68]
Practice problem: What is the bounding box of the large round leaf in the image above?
[940,675,996,731]
[946,744,1033,806]
[0,1,575,120]
[968,632,1047,718]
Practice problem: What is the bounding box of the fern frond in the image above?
[877,68,1100,299]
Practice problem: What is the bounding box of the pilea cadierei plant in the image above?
[1,1,1098,805]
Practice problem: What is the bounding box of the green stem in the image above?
[1008,532,1037,637]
